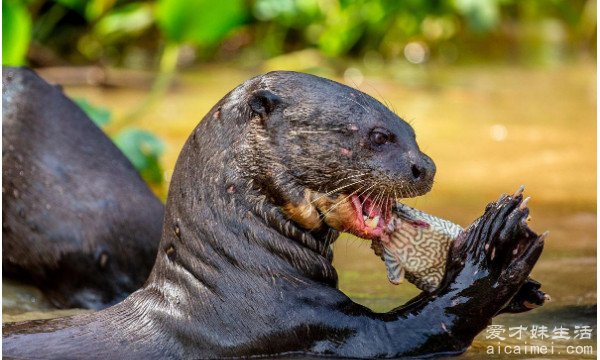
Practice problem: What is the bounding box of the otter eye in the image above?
[370,129,391,146]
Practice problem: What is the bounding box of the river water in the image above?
[3,62,596,358]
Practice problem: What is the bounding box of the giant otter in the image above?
[3,71,545,358]
[2,67,164,310]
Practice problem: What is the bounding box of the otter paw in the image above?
[500,277,550,314]
[444,186,547,308]
[459,187,544,271]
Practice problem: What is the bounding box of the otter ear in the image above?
[248,89,281,120]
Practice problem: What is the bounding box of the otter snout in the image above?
[410,153,436,181]
[406,152,436,194]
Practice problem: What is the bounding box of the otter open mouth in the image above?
[282,189,396,242]
[348,194,394,242]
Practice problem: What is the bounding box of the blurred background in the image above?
[3,0,597,357]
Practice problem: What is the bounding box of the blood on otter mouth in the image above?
[284,189,397,242]
[348,194,394,242]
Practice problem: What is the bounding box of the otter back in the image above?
[2,67,164,310]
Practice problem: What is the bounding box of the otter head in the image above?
[241,71,435,244]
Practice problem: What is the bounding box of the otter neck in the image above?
[238,111,340,257]
[149,103,338,295]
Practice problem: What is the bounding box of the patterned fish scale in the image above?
[371,203,464,292]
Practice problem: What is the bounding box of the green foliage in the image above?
[453,0,501,32]
[253,0,512,57]
[76,2,154,61]
[253,0,321,26]
[113,129,165,186]
[93,3,154,43]
[74,97,165,186]
[10,0,595,68]
[54,0,116,21]
[2,0,32,66]
[316,0,393,56]
[155,0,247,46]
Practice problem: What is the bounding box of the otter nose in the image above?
[410,163,425,180]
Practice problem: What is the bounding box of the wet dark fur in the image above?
[2,67,164,309]
[3,71,544,359]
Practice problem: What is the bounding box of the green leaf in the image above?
[93,3,154,42]
[84,0,117,22]
[54,0,114,20]
[453,0,500,32]
[155,0,247,45]
[73,98,112,127]
[54,0,86,14]
[113,129,165,185]
[2,0,32,66]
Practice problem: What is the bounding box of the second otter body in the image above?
[2,68,164,309]
[3,71,545,359]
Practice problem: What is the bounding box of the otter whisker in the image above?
[359,184,379,208]
[353,183,379,219]
[377,191,388,215]
[328,172,367,188]
[309,179,366,206]
[317,183,370,221]
[354,85,377,116]
[293,130,343,135]
[335,94,369,113]
[388,188,394,206]
[321,184,370,218]
[299,180,366,221]
[386,189,393,207]
[331,172,369,186]
[354,182,380,206]
[371,185,386,217]
[407,184,415,199]
[364,81,397,116]
[411,184,418,198]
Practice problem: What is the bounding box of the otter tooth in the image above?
[364,216,379,229]
[363,215,368,221]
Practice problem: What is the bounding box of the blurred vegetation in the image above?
[3,0,596,69]
[74,98,165,187]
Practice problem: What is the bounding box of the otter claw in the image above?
[500,277,548,314]
[539,230,550,241]
[519,197,530,210]
[513,185,526,197]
